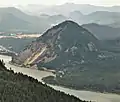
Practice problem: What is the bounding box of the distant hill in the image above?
[47,15,67,24]
[17,3,120,16]
[0,7,69,33]
[1,7,120,33]
[0,60,85,102]
[15,4,120,29]
[68,11,120,27]
[69,11,84,23]
[12,20,100,70]
[82,23,120,40]
[84,11,120,27]
[0,7,51,33]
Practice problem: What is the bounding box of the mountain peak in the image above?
[40,20,85,40]
[52,20,81,29]
[60,20,79,26]
[13,21,99,69]
[62,20,77,24]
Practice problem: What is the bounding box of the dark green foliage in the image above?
[101,38,120,53]
[43,55,120,94]
[0,60,88,102]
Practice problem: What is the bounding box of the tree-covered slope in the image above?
[43,54,120,94]
[0,60,88,102]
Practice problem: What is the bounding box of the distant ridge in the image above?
[82,23,120,40]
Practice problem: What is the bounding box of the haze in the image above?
[0,0,120,6]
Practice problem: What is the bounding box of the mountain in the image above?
[16,4,120,28]
[34,22,120,94]
[0,7,52,33]
[0,7,29,32]
[45,11,120,28]
[82,23,120,40]
[0,60,85,102]
[69,11,84,23]
[47,15,67,24]
[0,7,69,33]
[1,7,120,33]
[84,11,120,27]
[12,20,101,70]
[18,3,120,16]
[10,19,120,95]
[17,4,49,16]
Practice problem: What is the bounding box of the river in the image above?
[1,54,120,102]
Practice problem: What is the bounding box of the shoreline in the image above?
[9,61,56,74]
[46,81,119,96]
[1,54,120,102]
[10,61,107,95]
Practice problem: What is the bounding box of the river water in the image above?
[1,54,120,102]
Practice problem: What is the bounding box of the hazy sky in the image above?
[0,0,120,6]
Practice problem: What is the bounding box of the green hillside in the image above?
[0,60,88,102]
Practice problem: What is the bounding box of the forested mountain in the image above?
[12,20,101,70]
[0,60,88,102]
[82,23,120,40]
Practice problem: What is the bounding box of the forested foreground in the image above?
[0,60,90,102]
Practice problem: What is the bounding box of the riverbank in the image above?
[43,75,120,95]
[0,55,54,82]
[10,61,56,74]
[1,54,120,102]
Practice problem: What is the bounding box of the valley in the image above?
[0,55,84,102]
[1,54,120,102]
[0,2,120,102]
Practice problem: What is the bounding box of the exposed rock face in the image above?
[12,21,100,69]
